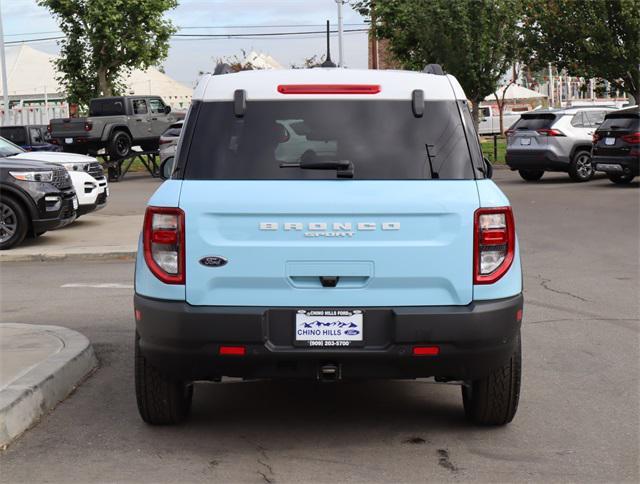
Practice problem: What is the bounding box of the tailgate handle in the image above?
[319,276,339,288]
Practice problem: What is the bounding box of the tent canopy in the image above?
[1,45,192,108]
[485,84,547,101]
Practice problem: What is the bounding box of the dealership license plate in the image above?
[65,138,73,144]
[72,197,79,210]
[520,138,531,145]
[605,137,616,146]
[294,310,363,347]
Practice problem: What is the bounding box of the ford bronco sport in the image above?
[134,67,524,426]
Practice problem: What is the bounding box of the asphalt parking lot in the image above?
[0,170,638,483]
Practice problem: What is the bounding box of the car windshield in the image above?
[182,100,476,180]
[0,137,26,157]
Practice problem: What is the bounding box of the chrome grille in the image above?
[87,162,105,180]
[52,168,72,190]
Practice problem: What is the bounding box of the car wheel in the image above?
[608,173,635,184]
[135,333,193,425]
[108,131,132,159]
[462,331,521,426]
[518,169,544,181]
[0,198,29,250]
[569,150,594,182]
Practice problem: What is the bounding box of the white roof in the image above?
[1,45,193,107]
[484,84,547,101]
[194,68,467,101]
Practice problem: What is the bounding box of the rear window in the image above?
[182,100,475,180]
[512,114,556,131]
[89,98,126,116]
[598,115,640,131]
[0,127,27,145]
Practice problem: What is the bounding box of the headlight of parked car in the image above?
[60,162,89,172]
[9,170,54,182]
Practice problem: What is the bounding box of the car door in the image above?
[148,98,173,137]
[130,98,152,139]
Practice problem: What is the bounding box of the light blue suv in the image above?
[134,66,524,426]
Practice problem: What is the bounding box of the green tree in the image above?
[521,0,640,104]
[354,0,524,130]
[38,0,177,106]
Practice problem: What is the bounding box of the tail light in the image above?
[505,129,515,137]
[592,132,603,143]
[536,128,565,136]
[159,138,171,145]
[474,207,515,284]
[143,206,185,284]
[47,123,52,133]
[621,132,640,144]
[277,84,381,95]
[84,121,93,131]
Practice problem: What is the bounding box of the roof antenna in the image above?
[321,20,336,68]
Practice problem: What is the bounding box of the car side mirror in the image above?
[164,105,171,115]
[483,157,494,179]
[160,157,174,180]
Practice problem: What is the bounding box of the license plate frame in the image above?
[294,309,364,347]
[605,137,616,146]
[520,137,531,146]
[65,138,73,144]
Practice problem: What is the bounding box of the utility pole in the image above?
[0,1,10,125]
[370,1,378,69]
[335,0,346,67]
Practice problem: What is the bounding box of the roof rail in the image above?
[213,63,233,75]
[423,64,445,75]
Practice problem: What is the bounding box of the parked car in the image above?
[0,157,77,249]
[49,95,178,158]
[158,120,183,178]
[506,106,617,182]
[275,119,338,162]
[592,106,639,184]
[0,137,108,216]
[134,67,523,427]
[0,125,61,152]
[477,106,523,136]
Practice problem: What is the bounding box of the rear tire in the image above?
[608,173,635,184]
[569,150,594,182]
[0,197,29,250]
[462,331,521,426]
[108,131,132,159]
[135,333,193,425]
[518,169,544,181]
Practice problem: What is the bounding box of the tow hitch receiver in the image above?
[318,363,341,382]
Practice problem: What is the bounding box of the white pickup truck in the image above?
[477,106,523,135]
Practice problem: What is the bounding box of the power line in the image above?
[4,23,368,38]
[5,28,369,45]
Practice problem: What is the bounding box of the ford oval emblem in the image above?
[199,256,228,267]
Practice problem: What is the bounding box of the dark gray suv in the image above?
[506,106,617,182]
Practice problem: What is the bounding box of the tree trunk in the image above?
[471,98,481,134]
[97,67,112,97]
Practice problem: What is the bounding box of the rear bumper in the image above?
[506,150,567,171]
[593,155,639,176]
[134,293,523,382]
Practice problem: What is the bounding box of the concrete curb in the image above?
[0,248,136,263]
[0,324,98,447]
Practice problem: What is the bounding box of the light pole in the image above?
[335,0,347,67]
[0,1,10,125]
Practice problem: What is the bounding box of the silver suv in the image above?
[506,106,617,182]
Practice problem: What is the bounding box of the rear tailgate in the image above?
[507,113,557,151]
[181,180,479,307]
[50,118,92,139]
[594,114,640,157]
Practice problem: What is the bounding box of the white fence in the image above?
[0,104,70,127]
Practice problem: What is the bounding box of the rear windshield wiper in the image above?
[280,159,355,178]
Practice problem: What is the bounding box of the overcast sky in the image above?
[2,0,370,86]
